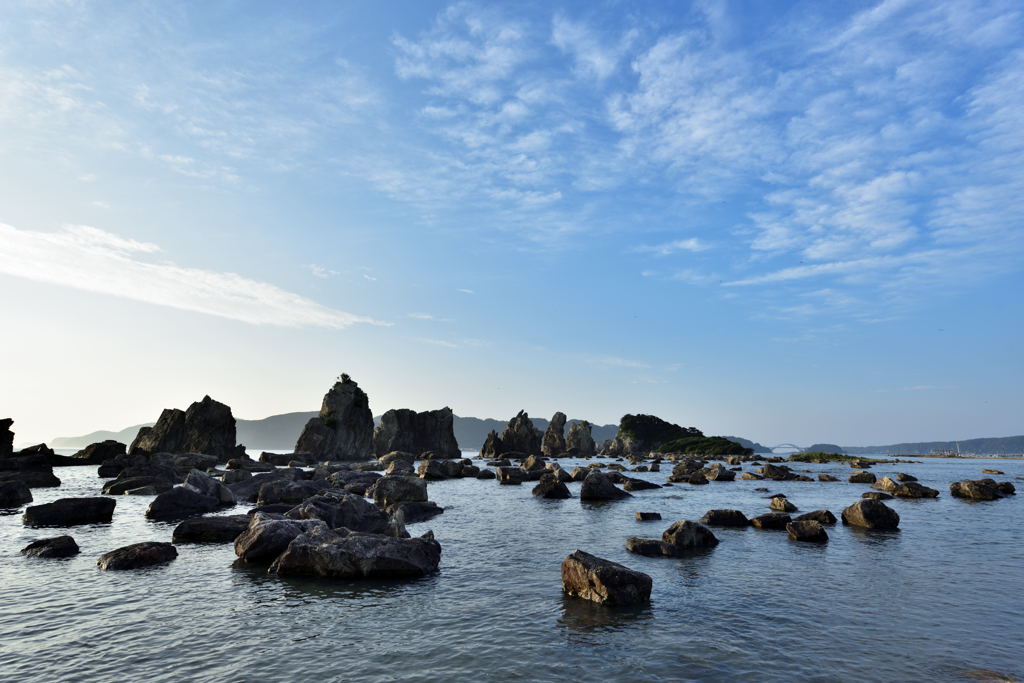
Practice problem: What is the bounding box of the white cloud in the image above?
[633,237,710,255]
[0,223,386,329]
[457,288,475,294]
[408,312,453,322]
[306,264,339,279]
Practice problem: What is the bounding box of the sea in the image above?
[1,452,1022,682]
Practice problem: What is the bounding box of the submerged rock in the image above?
[794,510,837,525]
[635,512,662,521]
[269,526,441,579]
[23,497,115,526]
[294,377,374,461]
[626,521,719,558]
[891,482,939,498]
[172,514,251,543]
[842,500,900,530]
[849,471,877,484]
[21,535,80,558]
[818,473,839,482]
[750,513,792,530]
[561,549,651,606]
[532,472,572,499]
[698,509,749,527]
[97,541,177,570]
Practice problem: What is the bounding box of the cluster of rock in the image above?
[626,520,720,557]
[373,408,460,458]
[130,396,243,460]
[481,411,595,459]
[949,478,1016,501]
[1,421,61,506]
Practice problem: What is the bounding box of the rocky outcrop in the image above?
[787,520,828,543]
[386,501,444,524]
[532,472,571,499]
[294,378,374,461]
[496,466,525,485]
[284,491,391,535]
[269,526,441,579]
[234,514,329,563]
[0,418,12,458]
[22,497,115,526]
[841,500,900,530]
[256,480,327,506]
[950,479,1016,501]
[0,480,32,507]
[0,453,61,488]
[698,509,749,527]
[97,542,178,570]
[541,412,566,456]
[760,463,795,481]
[172,514,251,543]
[130,396,240,460]
[561,550,651,606]
[372,407,460,458]
[21,535,80,558]
[367,475,427,506]
[72,440,126,465]
[580,471,631,501]
[565,421,596,457]
[145,469,235,520]
[479,411,543,457]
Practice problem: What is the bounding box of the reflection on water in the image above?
[558,594,654,635]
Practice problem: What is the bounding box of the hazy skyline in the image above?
[2,0,1022,447]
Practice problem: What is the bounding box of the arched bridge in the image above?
[768,443,806,453]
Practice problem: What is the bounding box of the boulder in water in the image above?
[794,510,837,525]
[842,499,900,530]
[72,440,126,465]
[172,514,251,543]
[269,526,441,579]
[750,513,792,530]
[949,479,1015,501]
[532,472,572,499]
[560,549,651,606]
[787,520,828,543]
[849,471,876,484]
[580,471,631,501]
[23,497,115,526]
[130,395,240,460]
[635,512,662,521]
[0,480,32,507]
[386,501,444,524]
[541,412,567,457]
[234,513,329,563]
[892,482,939,498]
[769,495,797,512]
[368,475,427,506]
[698,509,749,527]
[372,407,460,459]
[565,421,596,457]
[21,535,80,558]
[97,541,177,570]
[285,491,390,535]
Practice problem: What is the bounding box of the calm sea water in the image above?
[1,454,1022,682]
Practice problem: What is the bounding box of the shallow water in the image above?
[1,455,1022,682]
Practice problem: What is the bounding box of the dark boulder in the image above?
[372,407,460,459]
[496,466,525,485]
[896,472,918,482]
[580,471,631,501]
[97,541,177,570]
[285,491,390,535]
[0,454,61,488]
[256,479,327,506]
[0,418,13,459]
[561,549,651,606]
[481,411,543,457]
[623,477,661,491]
[849,471,876,484]
[130,395,240,460]
[662,520,719,552]
[950,479,1015,501]
[787,520,828,543]
[636,512,662,521]
[532,472,572,499]
[817,473,839,482]
[227,468,304,503]
[72,440,126,465]
[386,501,444,524]
[172,514,250,543]
[234,513,328,563]
[565,421,596,457]
[705,467,736,482]
[862,491,894,500]
[0,480,32,507]
[541,412,567,457]
[892,482,939,498]
[294,377,374,461]
[842,499,900,530]
[146,469,235,520]
[269,526,441,579]
[750,513,792,530]
[794,510,837,525]
[21,535,80,558]
[760,463,795,481]
[367,475,427,506]
[23,497,115,526]
[699,509,749,527]
[770,495,797,512]
[102,476,173,495]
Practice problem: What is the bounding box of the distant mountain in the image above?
[804,443,846,454]
[843,435,1024,455]
[49,412,619,452]
[721,436,772,453]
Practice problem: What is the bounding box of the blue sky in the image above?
[1,0,1022,447]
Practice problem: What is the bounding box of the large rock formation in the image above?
[565,420,596,457]
[269,526,442,579]
[561,550,652,606]
[294,378,374,461]
[479,411,542,457]
[541,412,566,456]
[130,395,240,460]
[603,414,750,457]
[1,418,13,459]
[372,407,460,458]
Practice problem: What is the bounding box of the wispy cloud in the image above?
[582,354,652,370]
[306,264,339,279]
[408,312,453,322]
[0,223,387,329]
[633,237,710,255]
[457,288,475,294]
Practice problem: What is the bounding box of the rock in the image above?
[372,407,460,459]
[256,480,327,506]
[497,466,525,485]
[872,476,899,493]
[705,467,736,482]
[770,495,797,512]
[172,514,251,542]
[23,497,115,526]
[227,468,304,502]
[481,412,543,457]
[950,479,1016,501]
[0,455,61,488]
[222,469,252,485]
[97,541,178,570]
[130,396,240,460]
[294,377,374,461]
[386,501,444,524]
[842,500,900,530]
[368,475,428,506]
[817,473,839,482]
[417,459,448,480]
[0,480,32,507]
[234,513,329,563]
[70,440,126,465]
[760,463,795,481]
[787,520,828,543]
[849,471,877,484]
[269,526,441,579]
[145,469,236,520]
[624,537,669,556]
[750,513,792,530]
[740,472,764,480]
[580,471,631,501]
[688,471,708,485]
[522,454,547,472]
[699,509,749,527]
[532,472,572,499]
[667,458,703,482]
[475,468,496,480]
[794,510,837,525]
[560,550,651,606]
[541,412,567,457]
[980,468,1004,475]
[102,476,173,495]
[794,475,814,482]
[623,477,661,491]
[565,421,597,457]
[896,472,918,481]
[386,460,415,476]
[479,430,502,459]
[635,512,662,521]
[862,491,894,500]
[892,482,939,498]
[285,491,390,535]
[21,535,80,558]
[662,520,719,553]
[0,418,13,458]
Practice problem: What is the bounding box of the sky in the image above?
[1,0,1022,448]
